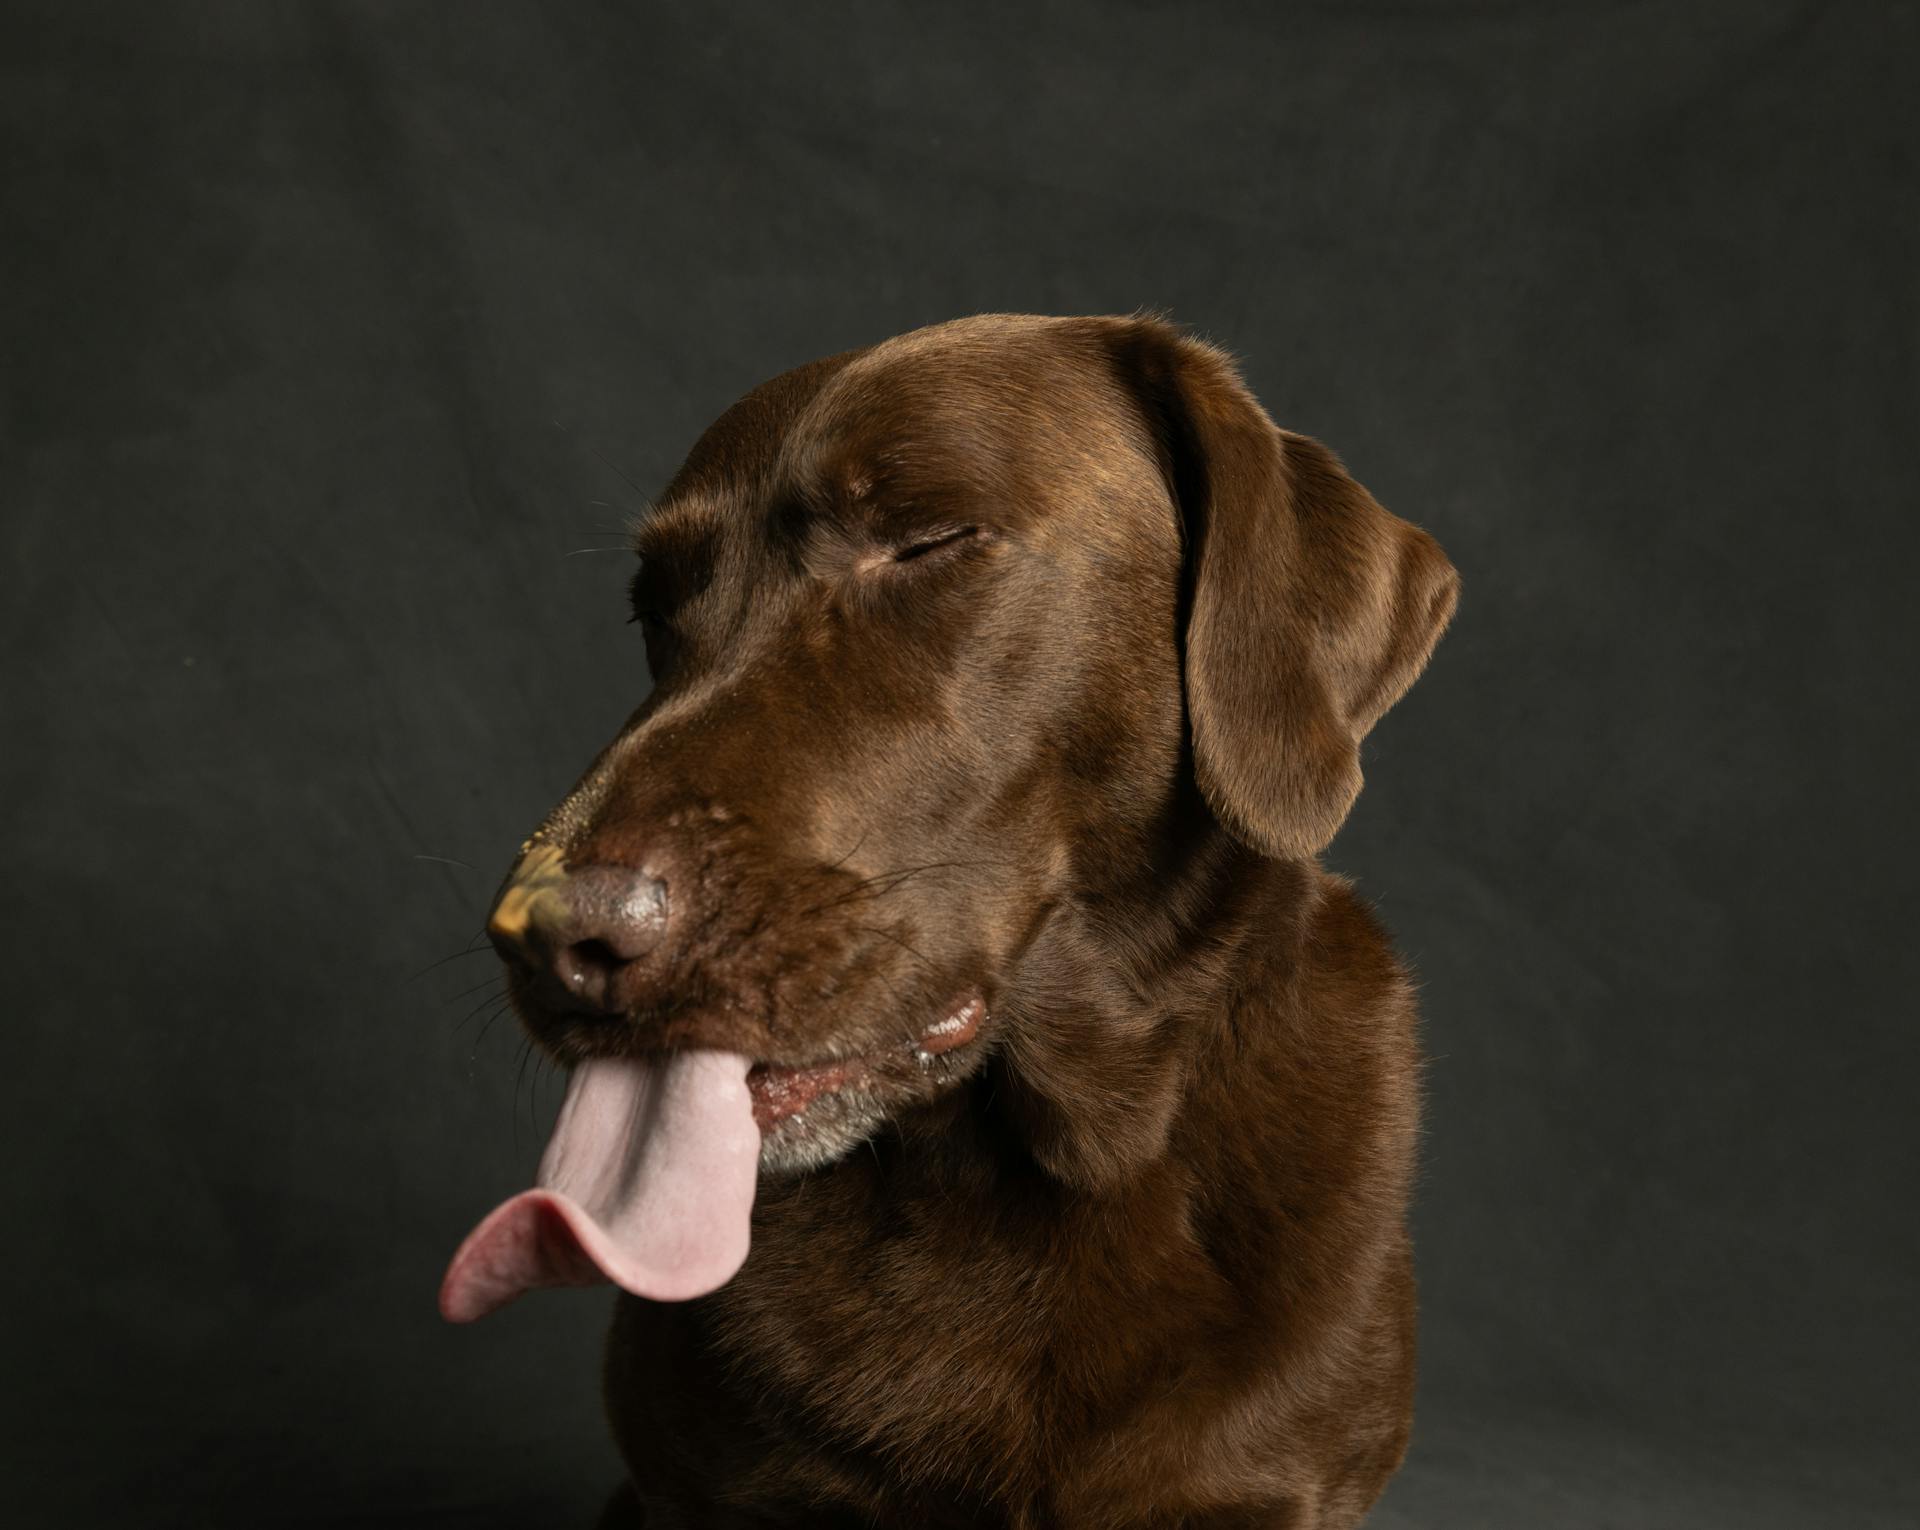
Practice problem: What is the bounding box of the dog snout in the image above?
[487,848,670,1013]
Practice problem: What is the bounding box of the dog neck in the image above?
[988,796,1320,1193]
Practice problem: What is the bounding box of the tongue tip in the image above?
[438,1184,755,1325]
[436,1270,507,1325]
[437,1189,600,1324]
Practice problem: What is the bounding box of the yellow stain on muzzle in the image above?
[487,842,570,944]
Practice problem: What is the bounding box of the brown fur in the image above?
[487,314,1458,1528]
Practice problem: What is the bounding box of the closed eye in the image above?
[891,525,982,563]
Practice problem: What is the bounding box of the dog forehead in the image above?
[645,316,1158,549]
[659,348,865,505]
[789,316,1123,494]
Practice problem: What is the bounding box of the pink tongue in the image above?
[438,1050,759,1323]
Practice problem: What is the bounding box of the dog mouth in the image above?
[438,990,986,1324]
[746,992,984,1131]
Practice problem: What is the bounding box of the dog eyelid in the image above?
[890,525,983,563]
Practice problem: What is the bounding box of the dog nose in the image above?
[487,847,669,1012]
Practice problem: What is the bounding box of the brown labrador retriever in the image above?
[441,313,1458,1528]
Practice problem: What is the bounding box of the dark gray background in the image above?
[4,2,1914,1525]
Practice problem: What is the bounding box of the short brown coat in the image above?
[500,314,1457,1528]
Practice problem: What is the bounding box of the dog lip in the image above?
[913,993,984,1058]
[747,1055,868,1130]
[522,989,989,1123]
[745,990,987,1131]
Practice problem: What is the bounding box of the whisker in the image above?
[533,1051,554,1127]
[850,922,934,969]
[823,829,870,876]
[447,971,505,1004]
[585,445,649,501]
[797,859,1003,920]
[473,999,514,1047]
[554,420,651,504]
[415,853,477,871]
[511,1035,536,1158]
[454,987,510,1034]
[405,934,493,985]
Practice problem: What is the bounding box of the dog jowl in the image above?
[439,313,1457,1530]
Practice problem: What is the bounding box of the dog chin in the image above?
[756,1087,894,1175]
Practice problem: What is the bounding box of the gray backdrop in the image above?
[4,2,1914,1525]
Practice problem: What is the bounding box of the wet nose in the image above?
[486,847,669,1012]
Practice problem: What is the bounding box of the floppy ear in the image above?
[1109,320,1460,860]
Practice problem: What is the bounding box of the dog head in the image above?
[439,314,1456,1320]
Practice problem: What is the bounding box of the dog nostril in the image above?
[555,938,624,1007]
[567,938,621,979]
